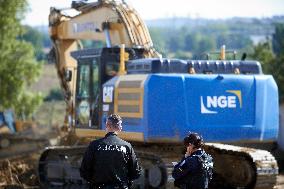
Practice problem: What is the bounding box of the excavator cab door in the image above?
[73,48,121,129]
[75,56,100,128]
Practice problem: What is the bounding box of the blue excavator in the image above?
[38,1,281,188]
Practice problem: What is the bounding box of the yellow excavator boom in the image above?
[48,0,159,127]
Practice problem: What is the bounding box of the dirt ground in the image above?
[0,153,40,188]
[1,153,284,189]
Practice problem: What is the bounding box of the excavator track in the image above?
[205,143,278,189]
[38,146,168,188]
[38,140,278,189]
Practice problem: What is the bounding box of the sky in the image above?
[23,0,284,26]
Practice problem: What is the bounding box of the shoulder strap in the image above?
[191,151,205,162]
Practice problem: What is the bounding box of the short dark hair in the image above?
[107,114,122,129]
[183,132,204,149]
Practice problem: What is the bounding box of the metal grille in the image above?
[118,105,140,113]
[115,78,144,118]
[118,93,140,100]
[118,80,142,88]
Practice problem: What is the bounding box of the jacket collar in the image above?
[191,149,203,156]
[105,132,118,137]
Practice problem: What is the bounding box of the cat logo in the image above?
[200,90,242,114]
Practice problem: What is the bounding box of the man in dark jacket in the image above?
[80,114,141,189]
[172,132,213,189]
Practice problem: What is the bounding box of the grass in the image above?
[33,101,65,131]
[30,64,66,129]
[31,64,61,95]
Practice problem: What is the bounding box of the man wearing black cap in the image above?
[80,114,141,189]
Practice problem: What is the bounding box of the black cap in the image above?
[183,132,204,148]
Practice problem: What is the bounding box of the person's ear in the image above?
[105,122,110,130]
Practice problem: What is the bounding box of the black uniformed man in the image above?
[80,114,141,189]
[172,132,213,189]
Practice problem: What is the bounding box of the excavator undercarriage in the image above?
[38,133,278,189]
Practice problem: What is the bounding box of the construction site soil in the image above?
[0,153,40,188]
[0,151,284,189]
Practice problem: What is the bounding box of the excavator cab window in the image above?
[105,62,119,77]
[76,57,100,128]
[77,64,90,98]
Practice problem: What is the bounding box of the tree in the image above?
[21,25,46,61]
[167,35,184,53]
[273,55,284,102]
[272,23,284,56]
[149,28,168,56]
[0,0,42,119]
[271,24,284,102]
[184,33,199,52]
[250,23,284,102]
[250,42,274,74]
[197,36,216,54]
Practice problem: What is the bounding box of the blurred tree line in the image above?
[19,25,51,61]
[17,19,284,103]
[149,24,253,58]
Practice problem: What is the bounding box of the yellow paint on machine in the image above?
[226,90,242,108]
[76,128,144,142]
[114,75,148,118]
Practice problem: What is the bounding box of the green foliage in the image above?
[174,51,192,59]
[272,24,284,56]
[184,33,199,52]
[0,0,43,119]
[40,28,52,48]
[273,55,284,102]
[149,28,168,56]
[272,24,284,102]
[81,40,105,49]
[250,23,284,102]
[0,0,26,45]
[250,42,274,73]
[216,33,252,50]
[148,24,253,59]
[14,91,43,120]
[20,25,46,61]
[197,36,216,53]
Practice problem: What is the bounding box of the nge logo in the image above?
[200,90,242,114]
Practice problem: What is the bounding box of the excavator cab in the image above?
[71,47,145,129]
